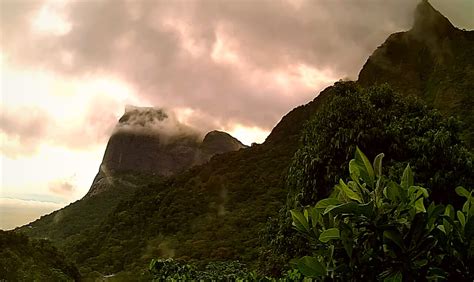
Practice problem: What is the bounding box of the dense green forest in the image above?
[10,1,474,280]
[0,231,80,281]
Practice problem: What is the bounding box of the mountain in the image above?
[18,107,245,249]
[358,0,474,148]
[18,85,333,276]
[87,107,246,197]
[17,0,473,278]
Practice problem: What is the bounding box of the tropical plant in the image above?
[261,82,473,276]
[288,82,473,208]
[290,148,473,281]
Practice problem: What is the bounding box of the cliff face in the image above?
[86,107,246,197]
[358,0,474,147]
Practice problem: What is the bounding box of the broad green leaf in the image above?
[462,197,473,215]
[414,198,426,213]
[444,205,455,219]
[409,186,429,198]
[437,225,446,234]
[315,198,342,210]
[308,207,320,228]
[373,153,384,178]
[384,271,402,282]
[457,211,466,227]
[384,183,402,202]
[337,179,362,203]
[349,159,361,184]
[324,201,374,218]
[383,230,405,251]
[290,209,309,233]
[401,164,413,190]
[354,147,375,187]
[296,256,326,277]
[455,186,471,199]
[319,228,340,243]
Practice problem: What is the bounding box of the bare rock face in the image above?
[86,107,246,197]
[199,130,247,161]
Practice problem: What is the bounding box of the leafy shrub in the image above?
[290,148,474,280]
[261,82,473,276]
[289,82,472,207]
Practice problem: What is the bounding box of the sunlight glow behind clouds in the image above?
[31,0,71,36]
[1,0,472,230]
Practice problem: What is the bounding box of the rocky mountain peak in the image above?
[86,108,246,197]
[411,0,455,38]
[201,130,247,155]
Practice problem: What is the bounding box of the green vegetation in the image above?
[0,230,80,281]
[148,259,259,280]
[289,82,472,207]
[10,4,474,279]
[66,144,292,276]
[290,148,473,280]
[18,172,152,246]
[262,82,473,276]
[358,7,474,148]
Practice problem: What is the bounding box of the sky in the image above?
[1,0,473,230]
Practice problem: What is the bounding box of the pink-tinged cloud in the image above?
[1,0,424,152]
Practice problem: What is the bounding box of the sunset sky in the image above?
[1,0,473,230]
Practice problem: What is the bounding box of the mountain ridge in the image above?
[16,0,474,277]
[358,0,474,147]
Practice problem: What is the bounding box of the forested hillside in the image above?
[0,231,80,281]
[14,1,473,280]
[358,0,474,148]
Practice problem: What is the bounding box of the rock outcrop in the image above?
[86,107,246,197]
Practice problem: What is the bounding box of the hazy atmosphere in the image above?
[1,0,473,230]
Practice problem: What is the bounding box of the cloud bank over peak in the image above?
[1,0,425,138]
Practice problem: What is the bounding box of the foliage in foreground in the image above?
[0,230,80,281]
[289,82,472,208]
[261,82,473,276]
[290,148,474,281]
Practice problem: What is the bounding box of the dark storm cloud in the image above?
[2,0,469,140]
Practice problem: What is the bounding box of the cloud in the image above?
[48,180,76,197]
[116,106,200,137]
[1,0,472,154]
[0,106,48,157]
[0,103,116,157]
[0,0,420,131]
[0,197,64,230]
